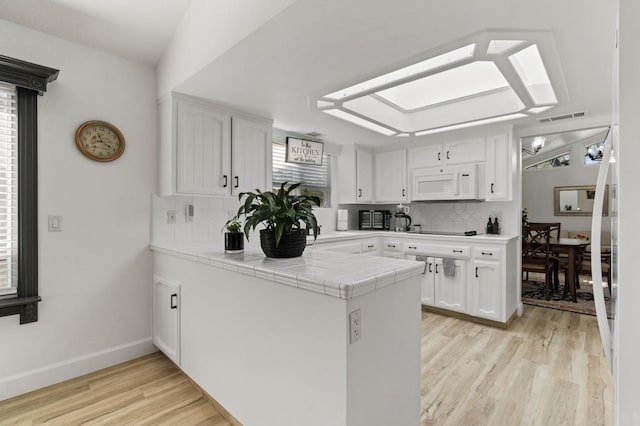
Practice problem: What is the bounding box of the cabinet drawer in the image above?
[472,247,502,260]
[361,238,378,254]
[403,242,470,259]
[383,240,402,251]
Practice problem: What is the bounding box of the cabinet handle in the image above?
[446,150,450,160]
[367,244,375,248]
[387,244,396,248]
[170,293,178,309]
[481,251,493,256]
[453,250,463,253]
[408,245,417,249]
[428,263,433,273]
[438,152,441,161]
[491,183,495,194]
[358,188,362,198]
[234,176,239,188]
[435,264,439,274]
[223,175,228,188]
[475,267,479,278]
[402,189,406,197]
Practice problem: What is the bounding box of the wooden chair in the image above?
[526,222,562,289]
[522,224,558,300]
[578,250,612,296]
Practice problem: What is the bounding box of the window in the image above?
[585,141,605,164]
[525,152,570,170]
[272,143,331,207]
[0,55,58,324]
[0,84,18,296]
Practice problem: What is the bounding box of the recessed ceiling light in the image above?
[317,30,565,136]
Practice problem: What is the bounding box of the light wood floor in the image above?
[0,305,612,426]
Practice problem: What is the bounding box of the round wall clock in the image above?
[75,120,125,162]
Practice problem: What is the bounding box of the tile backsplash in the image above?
[152,195,241,245]
[340,201,514,235]
[152,195,338,245]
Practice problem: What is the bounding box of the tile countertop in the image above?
[150,242,424,300]
[306,230,518,245]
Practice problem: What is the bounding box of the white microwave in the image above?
[411,164,478,201]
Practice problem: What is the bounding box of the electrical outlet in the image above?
[349,309,361,344]
[167,210,176,224]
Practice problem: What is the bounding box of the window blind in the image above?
[0,83,18,294]
[272,143,330,188]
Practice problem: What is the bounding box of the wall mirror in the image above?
[554,185,609,216]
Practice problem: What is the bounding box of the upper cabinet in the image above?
[409,137,485,168]
[484,133,511,201]
[375,149,407,203]
[337,145,373,203]
[158,94,272,197]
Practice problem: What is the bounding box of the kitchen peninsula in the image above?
[151,242,424,426]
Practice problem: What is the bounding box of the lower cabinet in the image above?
[416,256,466,312]
[433,258,467,313]
[153,276,181,365]
[470,248,504,321]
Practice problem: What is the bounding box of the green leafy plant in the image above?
[227,182,320,247]
[225,221,242,233]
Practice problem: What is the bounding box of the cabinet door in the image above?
[356,149,373,202]
[471,259,503,321]
[485,134,511,200]
[153,277,181,365]
[375,150,408,203]
[409,144,442,168]
[176,100,231,195]
[232,115,272,195]
[444,138,485,165]
[434,258,467,313]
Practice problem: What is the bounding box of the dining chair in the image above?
[522,224,558,300]
[578,250,613,296]
[526,222,562,290]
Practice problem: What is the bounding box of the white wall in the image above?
[522,140,611,232]
[616,1,640,424]
[0,20,157,399]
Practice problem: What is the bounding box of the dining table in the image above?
[550,237,591,302]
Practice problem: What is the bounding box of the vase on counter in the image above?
[225,232,244,253]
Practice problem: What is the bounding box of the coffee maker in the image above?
[393,204,412,232]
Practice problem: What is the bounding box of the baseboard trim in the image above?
[421,305,515,329]
[0,337,156,401]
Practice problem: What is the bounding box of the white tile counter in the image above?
[150,241,424,300]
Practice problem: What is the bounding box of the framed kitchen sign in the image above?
[286,137,324,166]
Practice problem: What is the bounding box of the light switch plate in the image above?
[48,215,62,232]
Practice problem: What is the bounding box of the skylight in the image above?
[316,30,566,137]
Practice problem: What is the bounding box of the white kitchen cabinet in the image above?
[232,115,272,194]
[361,238,379,256]
[176,99,231,195]
[375,149,407,203]
[313,240,363,254]
[484,133,511,201]
[159,94,272,196]
[409,137,485,168]
[470,247,504,321]
[433,258,467,313]
[153,276,181,365]
[337,145,373,203]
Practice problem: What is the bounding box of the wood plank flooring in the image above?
[0,305,613,425]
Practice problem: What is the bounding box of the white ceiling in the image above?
[0,0,616,146]
[0,0,192,65]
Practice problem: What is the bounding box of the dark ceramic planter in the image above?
[225,232,244,253]
[260,229,307,258]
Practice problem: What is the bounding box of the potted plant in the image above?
[228,182,320,258]
[224,220,244,253]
